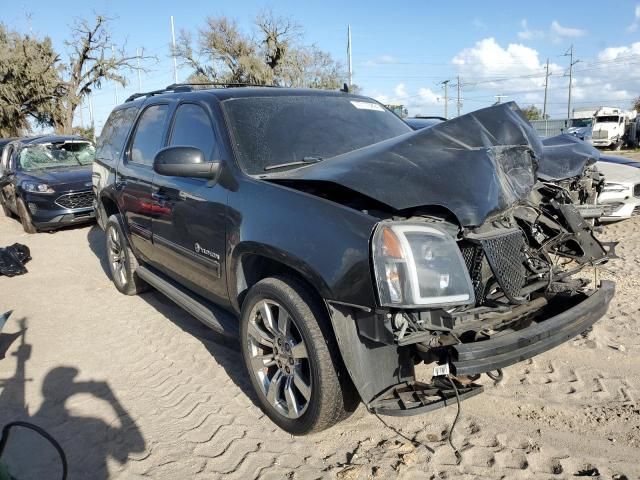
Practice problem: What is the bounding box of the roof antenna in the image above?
[340,82,349,93]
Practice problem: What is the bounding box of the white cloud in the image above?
[550,20,586,38]
[371,37,640,117]
[372,83,441,114]
[450,37,640,115]
[517,19,544,40]
[627,4,640,32]
[598,42,640,61]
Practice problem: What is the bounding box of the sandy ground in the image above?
[0,213,639,480]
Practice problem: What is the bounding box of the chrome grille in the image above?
[592,129,608,140]
[460,244,486,303]
[479,230,526,302]
[55,190,93,209]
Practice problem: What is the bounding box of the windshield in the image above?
[18,142,95,171]
[570,118,592,128]
[595,116,620,124]
[222,95,411,174]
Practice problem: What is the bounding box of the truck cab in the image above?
[591,107,638,150]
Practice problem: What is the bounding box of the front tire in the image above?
[1,198,13,218]
[105,214,149,295]
[240,276,357,435]
[17,198,37,234]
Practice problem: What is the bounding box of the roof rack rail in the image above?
[125,82,279,102]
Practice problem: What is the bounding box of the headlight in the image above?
[602,182,628,193]
[22,181,54,193]
[372,222,475,308]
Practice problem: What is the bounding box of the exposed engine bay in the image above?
[388,183,608,358]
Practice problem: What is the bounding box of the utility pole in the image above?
[542,57,550,119]
[136,48,143,92]
[563,45,580,119]
[170,16,178,84]
[441,80,450,119]
[456,76,462,117]
[347,25,353,88]
[111,45,118,104]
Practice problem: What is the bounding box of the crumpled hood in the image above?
[537,134,600,181]
[19,165,92,192]
[269,102,542,227]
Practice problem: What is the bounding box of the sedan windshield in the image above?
[222,95,411,174]
[18,142,95,171]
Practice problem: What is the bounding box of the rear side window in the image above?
[170,104,216,159]
[129,105,169,166]
[95,107,138,164]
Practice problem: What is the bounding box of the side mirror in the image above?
[153,146,220,179]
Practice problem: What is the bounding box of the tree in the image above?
[175,11,344,89]
[521,105,542,121]
[633,96,640,112]
[0,24,63,136]
[51,15,150,134]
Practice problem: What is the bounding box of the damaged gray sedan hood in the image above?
[269,102,542,227]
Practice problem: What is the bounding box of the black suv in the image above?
[0,135,96,232]
[94,85,614,434]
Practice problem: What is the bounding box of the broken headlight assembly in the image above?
[372,223,475,308]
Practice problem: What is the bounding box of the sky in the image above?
[3,0,640,133]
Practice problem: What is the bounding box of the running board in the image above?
[369,378,484,417]
[136,265,239,338]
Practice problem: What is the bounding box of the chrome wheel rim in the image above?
[107,226,127,286]
[247,300,312,419]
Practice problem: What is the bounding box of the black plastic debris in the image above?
[0,244,31,277]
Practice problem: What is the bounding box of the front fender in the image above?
[226,177,380,312]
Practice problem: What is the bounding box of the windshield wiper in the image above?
[264,156,323,171]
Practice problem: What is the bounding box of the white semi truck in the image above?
[591,107,640,150]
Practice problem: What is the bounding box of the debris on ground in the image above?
[0,244,31,277]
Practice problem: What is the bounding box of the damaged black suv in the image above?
[94,85,614,434]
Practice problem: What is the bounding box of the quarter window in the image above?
[129,105,169,166]
[170,104,216,159]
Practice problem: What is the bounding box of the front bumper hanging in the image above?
[449,280,615,376]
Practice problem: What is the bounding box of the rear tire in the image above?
[105,214,149,295]
[17,198,37,234]
[240,276,357,435]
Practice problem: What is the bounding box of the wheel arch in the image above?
[230,244,332,315]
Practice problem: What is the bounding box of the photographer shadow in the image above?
[0,319,145,479]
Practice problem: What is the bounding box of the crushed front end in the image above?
[385,184,613,378]
[322,103,615,416]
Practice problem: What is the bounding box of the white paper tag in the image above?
[433,363,450,377]
[350,100,385,112]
